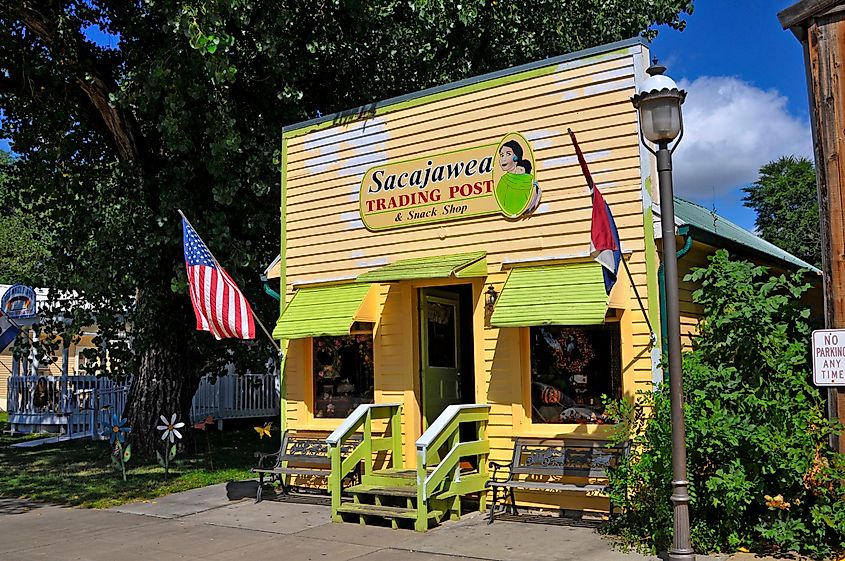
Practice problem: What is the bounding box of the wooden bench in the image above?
[485,436,629,523]
[252,429,363,502]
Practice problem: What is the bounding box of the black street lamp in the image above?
[631,59,694,561]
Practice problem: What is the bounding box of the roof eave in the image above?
[778,0,843,31]
[683,225,821,275]
[281,37,648,135]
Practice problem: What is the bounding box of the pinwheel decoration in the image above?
[156,413,184,479]
[157,413,185,444]
[102,415,132,481]
[103,414,131,445]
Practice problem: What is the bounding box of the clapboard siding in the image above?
[676,244,710,349]
[285,53,637,153]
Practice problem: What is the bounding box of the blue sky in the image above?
[649,0,812,230]
[2,2,811,233]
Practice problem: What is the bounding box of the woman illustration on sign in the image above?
[495,140,540,217]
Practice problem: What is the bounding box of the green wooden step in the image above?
[337,503,443,520]
[347,484,418,498]
[373,468,419,478]
[363,468,428,487]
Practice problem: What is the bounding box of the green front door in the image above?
[420,288,462,428]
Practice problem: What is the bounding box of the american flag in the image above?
[182,217,256,340]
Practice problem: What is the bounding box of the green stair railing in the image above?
[415,404,490,531]
[326,403,403,522]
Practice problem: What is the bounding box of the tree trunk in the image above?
[124,284,202,458]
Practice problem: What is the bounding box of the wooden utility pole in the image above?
[780,0,845,452]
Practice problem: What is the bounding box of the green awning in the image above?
[273,283,375,340]
[356,251,486,283]
[490,262,609,327]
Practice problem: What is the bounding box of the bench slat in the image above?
[490,481,607,492]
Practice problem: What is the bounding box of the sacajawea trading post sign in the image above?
[812,329,845,386]
[359,132,541,230]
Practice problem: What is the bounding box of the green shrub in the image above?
[604,250,845,557]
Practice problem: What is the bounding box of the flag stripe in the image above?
[211,273,230,339]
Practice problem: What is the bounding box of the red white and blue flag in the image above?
[568,129,622,294]
[182,217,256,340]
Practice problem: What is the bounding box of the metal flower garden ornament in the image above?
[192,415,215,470]
[102,414,132,481]
[254,422,272,439]
[156,413,184,478]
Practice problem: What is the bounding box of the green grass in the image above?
[0,416,278,508]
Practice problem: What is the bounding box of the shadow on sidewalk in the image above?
[0,498,47,516]
[489,512,605,529]
[225,480,332,507]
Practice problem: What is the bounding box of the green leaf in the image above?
[122,444,132,463]
[169,444,178,460]
[156,450,166,467]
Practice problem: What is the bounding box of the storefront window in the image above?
[313,335,374,419]
[529,325,621,424]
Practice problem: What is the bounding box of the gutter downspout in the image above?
[260,274,281,301]
[658,225,692,383]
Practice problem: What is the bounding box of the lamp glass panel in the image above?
[640,98,681,143]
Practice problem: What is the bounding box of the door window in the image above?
[426,301,457,368]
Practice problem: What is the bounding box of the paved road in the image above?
[0,484,738,561]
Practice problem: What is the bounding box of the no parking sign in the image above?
[812,329,845,386]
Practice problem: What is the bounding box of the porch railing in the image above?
[415,404,490,531]
[7,371,279,436]
[326,403,403,521]
[191,373,278,424]
[6,375,131,438]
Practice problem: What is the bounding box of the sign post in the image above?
[812,329,845,386]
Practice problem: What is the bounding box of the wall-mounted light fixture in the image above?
[484,284,498,312]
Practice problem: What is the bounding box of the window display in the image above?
[529,324,621,424]
[313,334,374,418]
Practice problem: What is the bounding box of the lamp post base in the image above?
[668,479,695,561]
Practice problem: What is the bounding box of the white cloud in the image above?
[671,76,812,198]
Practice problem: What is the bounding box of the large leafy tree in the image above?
[743,156,821,268]
[0,0,693,454]
[0,150,51,284]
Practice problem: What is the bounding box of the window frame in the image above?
[518,315,628,437]
[305,333,376,425]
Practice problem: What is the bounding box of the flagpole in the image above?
[178,209,280,353]
[567,128,656,348]
[619,255,657,348]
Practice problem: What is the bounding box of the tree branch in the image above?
[6,2,144,164]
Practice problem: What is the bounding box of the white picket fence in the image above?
[6,372,278,436]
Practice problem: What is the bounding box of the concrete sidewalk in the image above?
[0,484,758,561]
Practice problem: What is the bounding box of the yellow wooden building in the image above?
[265,37,820,529]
